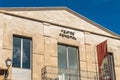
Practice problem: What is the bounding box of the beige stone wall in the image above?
[0,13,4,69]
[0,9,120,80]
[0,13,44,80]
[85,32,120,80]
[1,9,119,38]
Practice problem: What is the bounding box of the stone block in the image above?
[44,37,58,65]
[80,70,88,79]
[33,34,44,54]
[79,45,87,61]
[2,29,12,50]
[115,67,120,80]
[32,54,44,80]
[80,61,87,71]
[86,45,96,63]
[87,62,96,72]
[50,57,57,67]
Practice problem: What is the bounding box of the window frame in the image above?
[107,53,116,80]
[58,44,79,69]
[12,35,32,69]
[57,43,80,80]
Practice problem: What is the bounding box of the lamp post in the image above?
[4,58,12,80]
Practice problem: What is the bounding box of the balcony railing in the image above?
[41,66,98,80]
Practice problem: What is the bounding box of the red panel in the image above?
[97,40,108,80]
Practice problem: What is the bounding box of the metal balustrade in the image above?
[41,66,98,80]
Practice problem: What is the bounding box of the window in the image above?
[101,53,115,80]
[58,44,79,80]
[107,53,115,80]
[12,36,31,69]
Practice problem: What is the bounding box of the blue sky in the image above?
[0,0,120,35]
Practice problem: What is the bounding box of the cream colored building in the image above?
[0,7,120,80]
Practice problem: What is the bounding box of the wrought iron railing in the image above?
[41,66,98,80]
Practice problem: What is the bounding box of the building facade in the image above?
[0,7,120,80]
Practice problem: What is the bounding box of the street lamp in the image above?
[4,58,12,80]
[5,58,12,68]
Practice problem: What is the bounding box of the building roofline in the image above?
[0,7,120,38]
[0,7,67,11]
[65,8,120,38]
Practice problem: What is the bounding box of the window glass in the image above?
[108,53,115,80]
[58,44,79,80]
[68,47,79,80]
[23,39,31,69]
[12,36,31,69]
[13,37,21,68]
[68,47,78,69]
[58,45,67,68]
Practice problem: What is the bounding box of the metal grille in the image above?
[41,66,98,80]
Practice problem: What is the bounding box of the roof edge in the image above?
[0,6,68,11]
[65,8,120,38]
[0,7,120,38]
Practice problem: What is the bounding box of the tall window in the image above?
[12,36,31,69]
[58,44,79,80]
[108,53,115,80]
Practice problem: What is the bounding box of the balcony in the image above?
[41,66,98,80]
